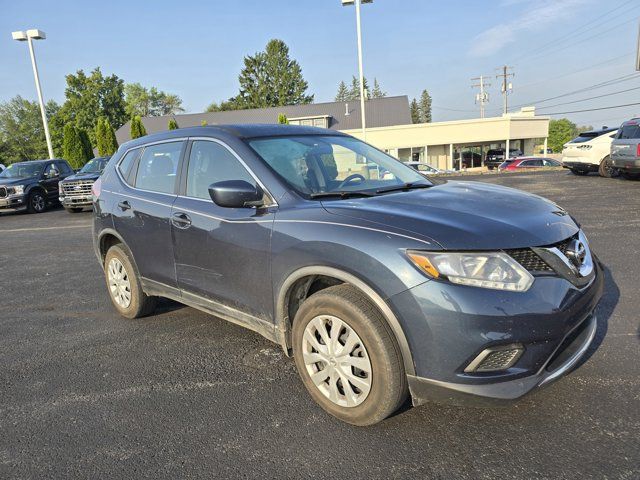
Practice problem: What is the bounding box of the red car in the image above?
[499,157,561,171]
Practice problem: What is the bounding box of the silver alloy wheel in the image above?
[31,193,45,212]
[302,315,372,407]
[107,258,132,308]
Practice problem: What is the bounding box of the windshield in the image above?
[0,162,43,179]
[248,135,429,198]
[79,158,108,174]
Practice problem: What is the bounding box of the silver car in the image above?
[611,118,640,179]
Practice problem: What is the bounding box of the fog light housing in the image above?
[464,344,524,373]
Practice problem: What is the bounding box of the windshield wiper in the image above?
[376,182,432,194]
[309,191,376,199]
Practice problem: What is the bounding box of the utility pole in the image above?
[496,65,514,115]
[471,75,491,118]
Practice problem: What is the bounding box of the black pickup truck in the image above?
[0,159,74,214]
[59,157,110,212]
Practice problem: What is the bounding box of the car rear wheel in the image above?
[27,190,46,213]
[598,156,618,178]
[104,244,157,319]
[292,284,407,426]
[570,168,589,176]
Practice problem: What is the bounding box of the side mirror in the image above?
[208,180,264,208]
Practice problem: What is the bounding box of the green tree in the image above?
[63,124,92,169]
[168,118,179,130]
[95,117,107,156]
[232,39,313,109]
[348,76,370,100]
[0,96,62,162]
[130,116,147,139]
[335,81,349,102]
[205,99,238,112]
[548,118,578,153]
[371,78,386,98]
[125,83,184,117]
[277,113,289,124]
[418,89,432,123]
[410,98,420,124]
[201,120,208,127]
[95,117,118,156]
[59,67,127,145]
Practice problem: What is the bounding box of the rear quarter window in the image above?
[617,125,640,139]
[117,148,141,185]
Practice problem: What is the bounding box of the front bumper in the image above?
[389,256,604,406]
[611,157,640,173]
[0,195,27,212]
[60,195,93,208]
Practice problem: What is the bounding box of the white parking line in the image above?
[0,224,91,234]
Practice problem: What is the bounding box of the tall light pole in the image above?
[12,29,54,159]
[342,0,372,140]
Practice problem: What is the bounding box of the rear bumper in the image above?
[562,161,598,171]
[407,313,597,407]
[611,157,640,172]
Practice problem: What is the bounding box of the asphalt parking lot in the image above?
[0,170,638,479]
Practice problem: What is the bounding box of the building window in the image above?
[289,116,330,129]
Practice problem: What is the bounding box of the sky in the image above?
[1,0,639,128]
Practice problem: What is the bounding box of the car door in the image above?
[171,138,276,321]
[41,162,61,201]
[112,140,186,289]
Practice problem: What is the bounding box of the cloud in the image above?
[469,0,589,57]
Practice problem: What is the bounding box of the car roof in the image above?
[10,159,64,166]
[119,124,348,151]
[579,127,618,135]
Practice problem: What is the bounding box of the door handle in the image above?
[118,201,131,211]
[171,212,192,229]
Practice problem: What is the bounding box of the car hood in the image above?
[0,177,34,187]
[321,181,579,250]
[62,172,101,182]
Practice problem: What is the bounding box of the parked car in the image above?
[93,125,603,426]
[485,148,523,170]
[403,161,451,175]
[610,118,640,180]
[0,163,6,173]
[538,148,553,154]
[500,157,562,172]
[561,127,618,177]
[0,159,74,214]
[59,156,110,213]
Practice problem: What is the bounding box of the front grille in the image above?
[506,249,553,272]
[0,187,6,198]
[61,181,93,196]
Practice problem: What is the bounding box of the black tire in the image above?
[570,168,589,176]
[104,244,157,319]
[620,171,640,180]
[598,156,618,178]
[292,284,408,426]
[65,207,84,213]
[26,190,47,213]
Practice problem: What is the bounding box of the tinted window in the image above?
[134,142,183,194]
[186,140,256,200]
[56,161,72,174]
[617,124,640,139]
[522,159,543,167]
[118,148,141,184]
[44,163,60,177]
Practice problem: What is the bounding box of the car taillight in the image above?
[92,177,102,198]
[637,144,640,157]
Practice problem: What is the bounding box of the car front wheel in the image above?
[104,244,157,319]
[27,190,46,213]
[292,284,407,426]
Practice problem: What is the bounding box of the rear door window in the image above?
[134,142,184,194]
[617,124,640,139]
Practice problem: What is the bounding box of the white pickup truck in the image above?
[561,127,618,177]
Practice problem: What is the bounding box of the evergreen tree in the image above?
[277,113,289,124]
[95,117,106,156]
[418,89,432,123]
[371,78,386,98]
[410,99,420,124]
[168,118,179,130]
[102,120,118,155]
[130,116,146,139]
[63,124,92,169]
[233,39,314,109]
[79,128,94,161]
[348,76,370,100]
[335,81,350,102]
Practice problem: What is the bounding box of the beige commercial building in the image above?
[117,96,549,170]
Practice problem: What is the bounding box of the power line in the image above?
[509,73,640,110]
[537,85,640,110]
[543,102,640,115]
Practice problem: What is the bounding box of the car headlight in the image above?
[407,250,534,292]
[8,185,24,195]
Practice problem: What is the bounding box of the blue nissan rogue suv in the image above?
[93,125,604,425]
